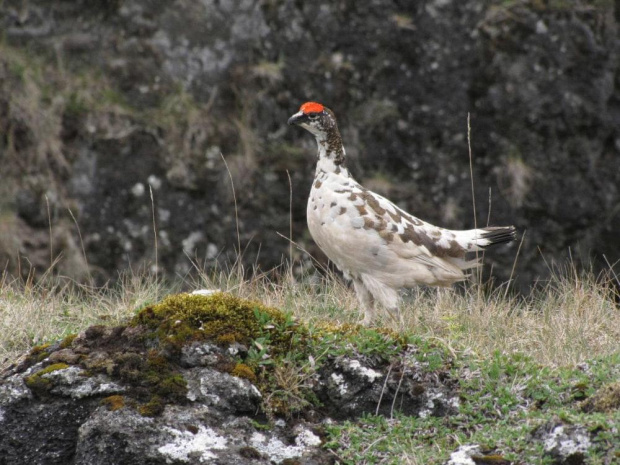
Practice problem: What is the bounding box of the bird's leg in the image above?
[353,279,376,326]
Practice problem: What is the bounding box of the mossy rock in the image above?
[59,334,78,349]
[18,292,410,419]
[231,363,257,383]
[580,381,620,413]
[25,343,52,365]
[24,363,70,393]
[138,395,165,417]
[101,395,125,411]
[132,292,306,357]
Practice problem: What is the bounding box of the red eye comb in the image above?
[300,102,324,114]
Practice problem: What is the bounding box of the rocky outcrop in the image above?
[0,292,458,464]
[0,1,619,289]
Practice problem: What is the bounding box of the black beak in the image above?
[287,112,308,126]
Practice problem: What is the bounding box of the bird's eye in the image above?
[308,113,319,120]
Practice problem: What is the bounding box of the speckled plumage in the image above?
[288,102,516,324]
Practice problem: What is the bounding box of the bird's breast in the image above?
[306,179,393,274]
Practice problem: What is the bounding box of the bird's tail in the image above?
[467,226,517,250]
[447,226,516,271]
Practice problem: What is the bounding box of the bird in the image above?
[288,101,516,325]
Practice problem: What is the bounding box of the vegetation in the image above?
[325,350,620,463]
[1,262,618,462]
[3,262,618,372]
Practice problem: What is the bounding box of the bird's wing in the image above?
[348,186,470,272]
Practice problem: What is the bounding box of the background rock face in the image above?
[1,1,618,289]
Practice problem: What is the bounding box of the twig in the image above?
[149,185,158,298]
[362,435,388,455]
[286,170,293,271]
[467,113,481,286]
[68,208,90,282]
[487,187,492,227]
[275,232,330,275]
[220,153,242,271]
[603,254,620,291]
[504,229,526,299]
[45,195,53,269]
[390,362,406,419]
[467,114,477,231]
[376,362,393,416]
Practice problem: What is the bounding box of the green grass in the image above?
[325,351,620,464]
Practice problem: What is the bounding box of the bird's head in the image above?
[288,102,338,139]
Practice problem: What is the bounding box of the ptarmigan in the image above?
[288,101,516,325]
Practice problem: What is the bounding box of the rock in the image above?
[0,331,332,465]
[316,354,459,420]
[75,407,250,465]
[445,444,511,465]
[44,365,126,399]
[535,423,592,465]
[446,445,482,465]
[249,426,322,465]
[184,367,262,412]
[181,342,228,368]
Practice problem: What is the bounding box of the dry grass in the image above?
[195,262,620,368]
[0,270,163,370]
[1,260,619,371]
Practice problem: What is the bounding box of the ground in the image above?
[0,290,618,464]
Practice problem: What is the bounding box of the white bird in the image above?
[288,101,516,325]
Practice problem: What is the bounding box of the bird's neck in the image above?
[315,130,346,174]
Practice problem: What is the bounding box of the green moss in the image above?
[27,343,52,363]
[146,349,169,371]
[581,381,620,413]
[96,349,187,408]
[24,363,70,392]
[101,395,125,411]
[155,374,187,400]
[36,351,50,362]
[59,333,78,349]
[250,419,272,431]
[138,395,165,417]
[231,363,257,383]
[132,292,301,356]
[35,363,70,376]
[129,293,319,416]
[215,333,240,345]
[30,343,51,355]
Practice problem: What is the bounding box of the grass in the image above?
[1,261,618,371]
[5,263,616,463]
[194,262,620,368]
[0,270,164,369]
[324,350,620,464]
[1,261,619,464]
